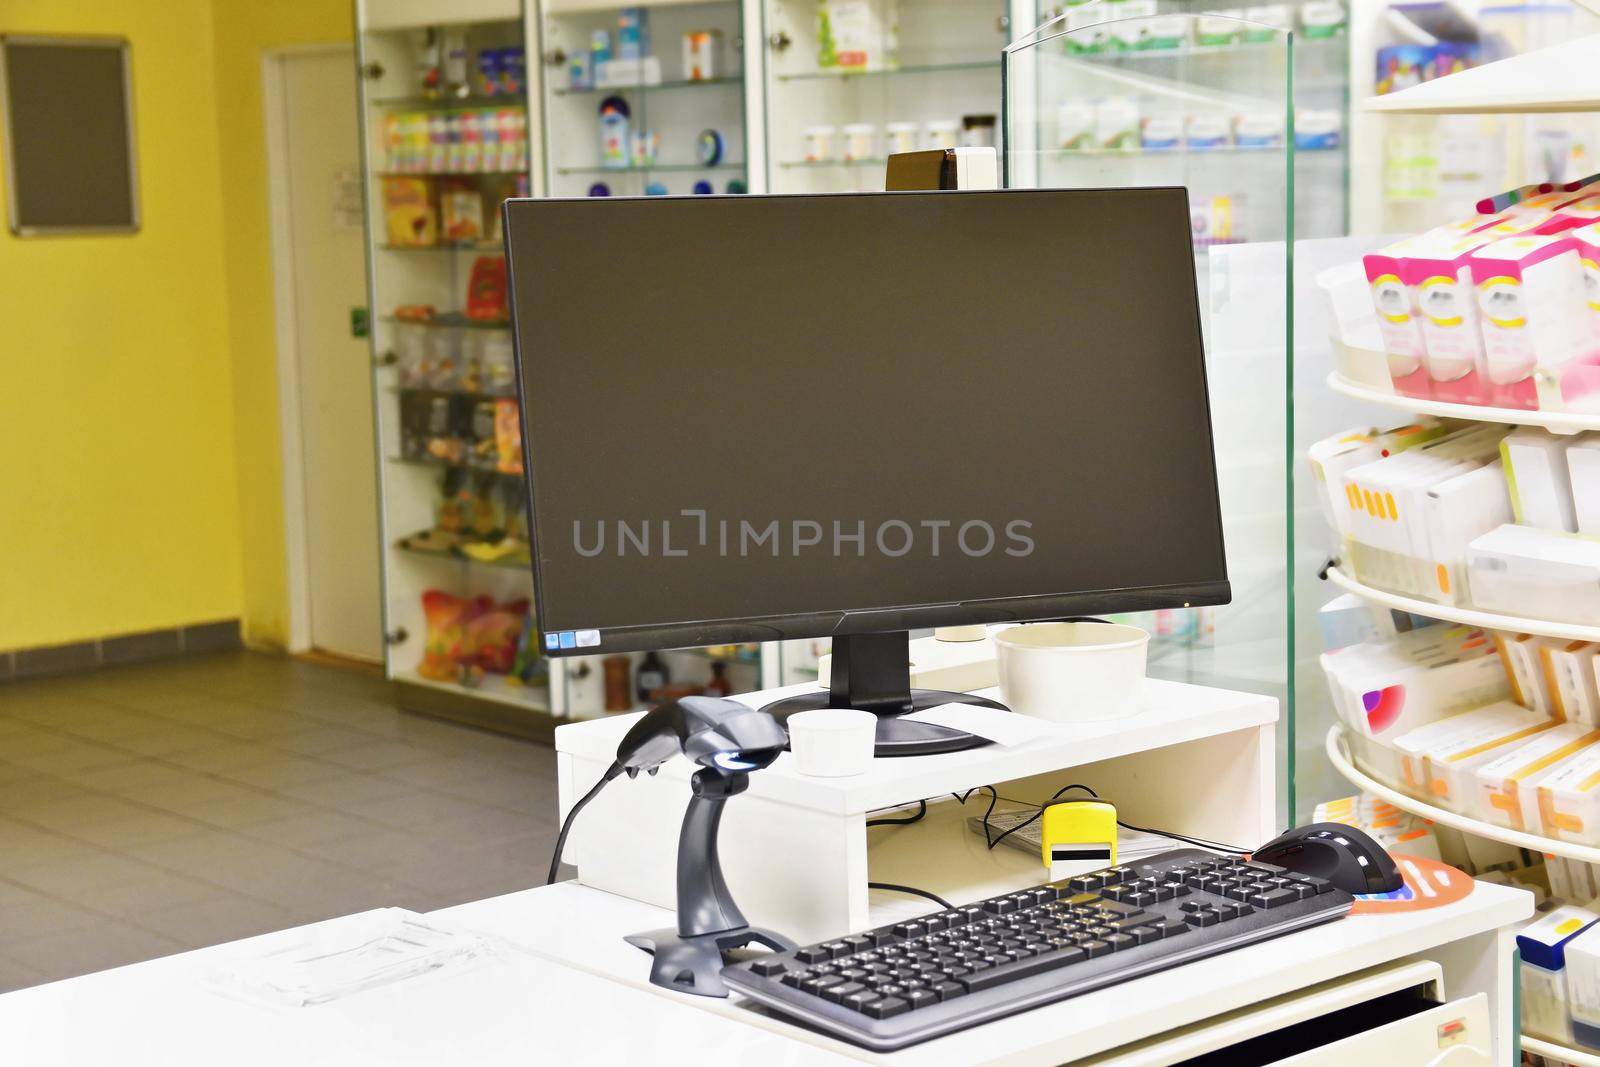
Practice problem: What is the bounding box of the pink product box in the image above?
[1403,233,1491,404]
[1569,223,1600,348]
[1365,237,1430,399]
[1529,196,1600,239]
[1470,235,1594,411]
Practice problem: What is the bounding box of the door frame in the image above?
[262,42,359,655]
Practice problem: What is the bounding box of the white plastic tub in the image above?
[993,622,1150,722]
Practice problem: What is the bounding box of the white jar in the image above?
[841,123,876,161]
[803,124,836,162]
[994,622,1150,722]
[788,709,876,777]
[885,121,920,155]
[924,118,960,151]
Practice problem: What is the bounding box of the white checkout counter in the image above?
[0,676,1536,1065]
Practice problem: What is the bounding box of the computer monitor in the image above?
[504,188,1229,755]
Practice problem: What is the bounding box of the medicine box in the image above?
[1538,739,1600,843]
[1566,922,1600,1049]
[1568,225,1600,350]
[1472,721,1600,830]
[1320,624,1508,742]
[1390,700,1553,806]
[1501,633,1572,720]
[1547,642,1600,726]
[1402,230,1490,404]
[1520,905,1600,1044]
[1569,434,1600,537]
[1466,524,1600,626]
[1469,235,1592,412]
[1502,428,1578,532]
[1363,236,1429,398]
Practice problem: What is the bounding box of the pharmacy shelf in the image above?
[1062,35,1345,63]
[1325,724,1600,865]
[553,76,740,96]
[775,59,997,82]
[1523,1034,1600,1066]
[553,161,744,175]
[395,536,533,572]
[1324,565,1600,643]
[1363,34,1600,115]
[1327,371,1600,435]
[371,93,528,110]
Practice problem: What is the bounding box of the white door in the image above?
[274,49,382,662]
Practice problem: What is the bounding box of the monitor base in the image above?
[762,689,1003,757]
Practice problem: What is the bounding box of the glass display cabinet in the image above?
[1005,8,1344,824]
[763,0,1010,192]
[356,0,774,737]
[537,0,751,198]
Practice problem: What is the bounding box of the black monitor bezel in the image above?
[503,188,1230,657]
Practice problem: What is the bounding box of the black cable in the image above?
[984,783,1099,850]
[547,761,624,884]
[866,799,927,828]
[867,881,952,910]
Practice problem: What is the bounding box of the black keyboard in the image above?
[722,848,1353,1051]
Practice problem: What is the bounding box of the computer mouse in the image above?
[1252,823,1404,895]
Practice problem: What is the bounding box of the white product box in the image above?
[1538,742,1600,843]
[594,56,662,87]
[1569,435,1600,537]
[1503,428,1579,533]
[1470,235,1590,412]
[1466,524,1600,625]
[1320,624,1509,743]
[1095,98,1139,151]
[1549,642,1600,726]
[1318,594,1391,651]
[1521,906,1600,1044]
[1564,920,1600,1050]
[1402,229,1493,405]
[1057,101,1095,150]
[1472,722,1600,830]
[1391,700,1554,807]
[1568,223,1600,348]
[1111,0,1157,47]
[819,0,899,69]
[1196,8,1244,44]
[1363,236,1429,397]
[1498,633,1557,717]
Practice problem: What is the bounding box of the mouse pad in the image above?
[1348,854,1474,914]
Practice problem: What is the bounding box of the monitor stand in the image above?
[760,632,1003,757]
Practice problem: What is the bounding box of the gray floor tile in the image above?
[0,957,46,993]
[0,651,560,991]
[135,893,301,949]
[5,921,186,979]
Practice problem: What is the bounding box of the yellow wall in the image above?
[0,0,243,650]
[0,0,353,652]
[211,0,354,649]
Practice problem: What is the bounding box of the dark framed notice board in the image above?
[1,35,139,235]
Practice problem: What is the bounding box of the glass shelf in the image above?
[776,59,998,82]
[1034,145,1341,159]
[1056,35,1345,64]
[395,536,533,573]
[371,93,528,110]
[554,161,745,175]
[391,385,518,400]
[778,157,887,168]
[553,76,742,96]
[380,313,510,331]
[374,169,528,178]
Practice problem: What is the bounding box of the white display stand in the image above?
[556,678,1278,943]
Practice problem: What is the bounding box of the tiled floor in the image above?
[0,651,560,993]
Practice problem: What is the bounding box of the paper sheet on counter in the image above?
[902,703,1065,747]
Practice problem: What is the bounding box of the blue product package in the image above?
[477,49,503,95]
[617,8,650,61]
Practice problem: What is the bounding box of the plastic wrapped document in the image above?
[206,909,501,1008]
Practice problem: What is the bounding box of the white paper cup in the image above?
[788,708,877,777]
[994,622,1150,722]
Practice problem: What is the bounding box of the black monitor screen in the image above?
[504,189,1227,654]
